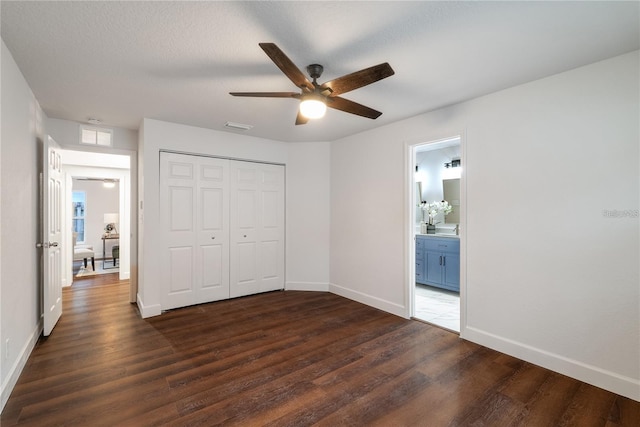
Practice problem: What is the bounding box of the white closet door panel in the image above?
[200,244,223,287]
[230,183,259,297]
[200,162,225,181]
[261,240,279,278]
[165,246,195,309]
[195,157,230,303]
[161,153,198,309]
[237,242,257,283]
[235,166,257,185]
[169,186,194,232]
[169,247,193,292]
[230,161,284,297]
[261,190,279,229]
[200,188,223,230]
[167,160,195,179]
[236,189,257,229]
[260,166,285,292]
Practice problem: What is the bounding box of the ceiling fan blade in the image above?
[327,96,382,119]
[320,63,394,96]
[259,43,314,91]
[229,92,300,98]
[295,111,309,126]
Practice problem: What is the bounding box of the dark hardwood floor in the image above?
[2,275,639,426]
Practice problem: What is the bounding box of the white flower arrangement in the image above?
[421,200,453,225]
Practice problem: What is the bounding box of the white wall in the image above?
[0,40,47,411]
[330,51,639,400]
[138,119,331,317]
[47,118,138,152]
[286,142,331,291]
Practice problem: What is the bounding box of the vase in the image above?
[426,224,436,234]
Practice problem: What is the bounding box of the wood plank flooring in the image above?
[2,275,639,426]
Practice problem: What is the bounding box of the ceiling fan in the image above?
[230,43,395,125]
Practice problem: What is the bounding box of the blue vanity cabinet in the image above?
[415,237,425,283]
[416,235,460,292]
[442,250,460,290]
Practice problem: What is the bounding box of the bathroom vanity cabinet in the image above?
[415,235,460,292]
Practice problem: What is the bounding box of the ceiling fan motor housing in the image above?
[306,64,324,81]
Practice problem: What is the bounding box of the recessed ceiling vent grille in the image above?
[80,125,113,146]
[224,122,253,131]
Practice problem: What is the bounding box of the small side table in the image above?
[102,234,120,269]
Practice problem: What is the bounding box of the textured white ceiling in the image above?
[1,1,638,142]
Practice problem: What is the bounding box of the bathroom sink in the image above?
[434,232,458,237]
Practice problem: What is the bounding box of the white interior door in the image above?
[160,153,197,310]
[196,157,230,303]
[160,153,230,309]
[230,161,284,298]
[42,136,63,336]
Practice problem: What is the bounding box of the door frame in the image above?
[405,134,467,335]
[60,149,135,302]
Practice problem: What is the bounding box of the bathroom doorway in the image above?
[412,136,462,332]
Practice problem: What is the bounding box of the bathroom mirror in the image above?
[442,178,460,223]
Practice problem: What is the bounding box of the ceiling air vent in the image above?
[224,122,253,131]
[80,125,113,146]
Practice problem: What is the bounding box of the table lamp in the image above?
[104,213,119,236]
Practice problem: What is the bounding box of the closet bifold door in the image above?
[230,161,285,298]
[159,152,230,310]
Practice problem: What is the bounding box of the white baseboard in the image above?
[136,294,161,318]
[462,326,640,402]
[285,281,329,292]
[1,317,43,413]
[329,282,408,318]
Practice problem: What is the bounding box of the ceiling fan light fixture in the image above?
[299,96,327,119]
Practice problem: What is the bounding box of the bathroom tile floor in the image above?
[414,284,460,332]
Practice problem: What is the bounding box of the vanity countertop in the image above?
[416,233,459,239]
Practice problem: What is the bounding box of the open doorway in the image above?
[71,177,121,279]
[411,136,462,332]
[60,150,132,297]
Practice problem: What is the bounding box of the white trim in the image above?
[1,318,42,412]
[405,142,416,318]
[329,282,408,319]
[458,132,468,335]
[406,134,465,331]
[285,281,329,292]
[463,326,640,401]
[159,149,286,167]
[136,294,161,318]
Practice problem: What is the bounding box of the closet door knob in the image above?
[211,236,215,240]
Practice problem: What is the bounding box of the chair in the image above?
[73,233,95,271]
[112,245,119,267]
